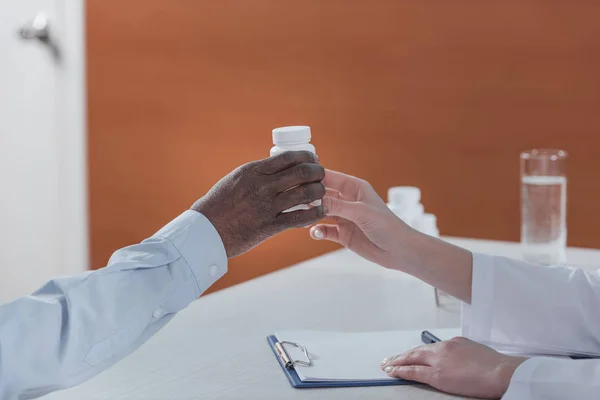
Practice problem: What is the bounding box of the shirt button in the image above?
[209,265,218,277]
[152,308,165,319]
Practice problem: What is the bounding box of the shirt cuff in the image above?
[502,357,542,399]
[153,210,228,296]
[461,252,495,341]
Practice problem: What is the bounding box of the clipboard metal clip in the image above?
[274,340,312,369]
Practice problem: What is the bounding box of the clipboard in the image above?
[267,335,415,388]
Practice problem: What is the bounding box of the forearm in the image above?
[0,211,227,399]
[399,231,474,303]
[0,258,192,399]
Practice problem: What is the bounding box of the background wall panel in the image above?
[87,1,600,291]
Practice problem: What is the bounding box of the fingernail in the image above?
[381,357,390,366]
[323,206,329,215]
[313,229,324,239]
[384,366,394,373]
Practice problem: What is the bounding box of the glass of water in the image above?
[520,149,568,265]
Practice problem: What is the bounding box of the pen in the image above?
[421,330,442,345]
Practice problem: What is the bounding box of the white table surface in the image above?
[45,238,600,400]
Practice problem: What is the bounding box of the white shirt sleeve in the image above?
[0,210,227,400]
[462,252,600,399]
[503,357,600,399]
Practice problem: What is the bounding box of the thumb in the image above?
[310,224,340,243]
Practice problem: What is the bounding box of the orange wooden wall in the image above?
[88,1,600,291]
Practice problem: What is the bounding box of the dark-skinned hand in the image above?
[191,151,326,258]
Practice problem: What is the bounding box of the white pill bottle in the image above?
[270,126,316,158]
[387,186,440,238]
[270,126,320,211]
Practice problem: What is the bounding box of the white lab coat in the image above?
[462,253,600,399]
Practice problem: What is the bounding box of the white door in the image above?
[0,0,87,302]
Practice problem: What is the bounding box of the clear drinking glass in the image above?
[520,149,568,265]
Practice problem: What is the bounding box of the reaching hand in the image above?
[192,151,326,258]
[310,169,474,302]
[309,169,415,270]
[381,337,527,399]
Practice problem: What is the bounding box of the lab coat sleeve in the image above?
[503,357,600,399]
[461,252,600,399]
[462,252,600,355]
[0,210,227,400]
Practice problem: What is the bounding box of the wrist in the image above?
[394,230,474,303]
[392,229,433,273]
[397,229,456,274]
[190,202,232,258]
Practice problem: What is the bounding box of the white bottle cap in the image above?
[387,187,421,206]
[272,126,311,145]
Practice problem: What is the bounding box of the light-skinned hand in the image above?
[309,169,414,270]
[311,170,510,397]
[310,169,473,303]
[192,151,326,258]
[381,337,527,399]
